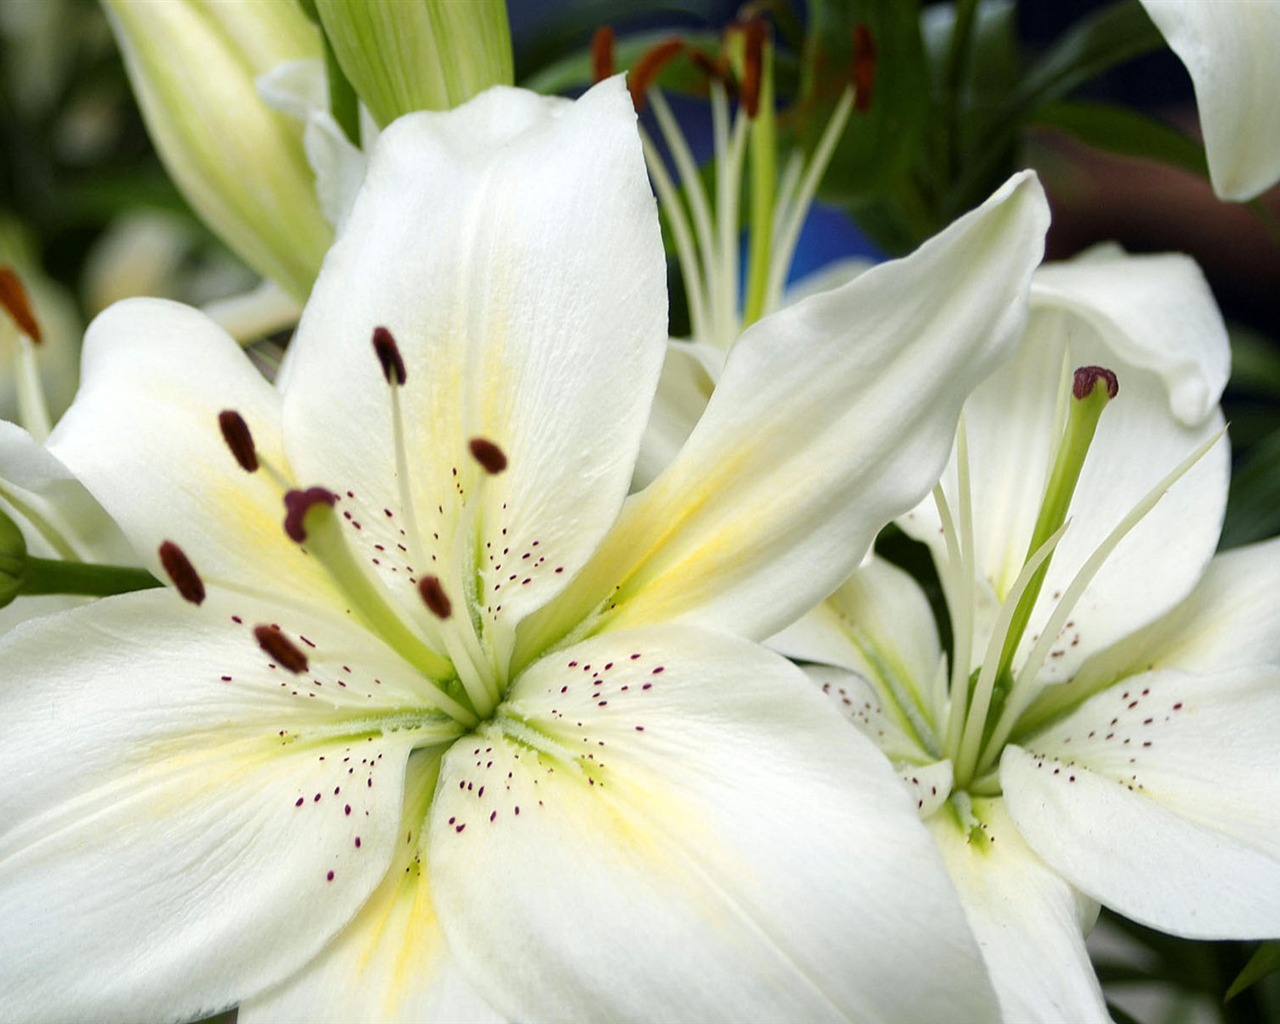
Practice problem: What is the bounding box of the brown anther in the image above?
[591,26,615,84]
[418,575,453,619]
[739,19,767,119]
[0,266,41,343]
[1073,366,1119,401]
[628,38,685,112]
[283,486,337,542]
[468,437,508,475]
[688,48,725,83]
[372,326,407,386]
[852,23,877,112]
[218,410,259,473]
[158,540,205,606]
[254,624,309,674]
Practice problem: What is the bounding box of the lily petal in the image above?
[429,625,998,1022]
[929,798,1109,1023]
[529,171,1049,648]
[282,78,666,631]
[1003,667,1280,938]
[0,589,455,1021]
[48,297,341,607]
[240,751,505,1024]
[1140,0,1280,201]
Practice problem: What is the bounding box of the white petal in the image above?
[632,340,717,490]
[534,171,1049,645]
[48,298,341,606]
[1003,667,1280,937]
[1075,534,1280,685]
[0,589,457,1021]
[1141,0,1280,201]
[282,78,666,634]
[929,798,1110,1023]
[901,247,1230,682]
[428,626,998,1022]
[803,663,934,767]
[241,751,505,1024]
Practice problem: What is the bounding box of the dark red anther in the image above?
[739,19,767,119]
[628,38,684,112]
[158,540,205,606]
[0,266,41,343]
[283,486,337,542]
[1073,366,1119,401]
[372,326,407,386]
[592,26,615,84]
[852,23,876,112]
[418,575,453,619]
[218,410,259,473]
[689,48,725,83]
[468,437,508,475]
[254,624,309,674]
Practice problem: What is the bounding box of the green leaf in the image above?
[1222,426,1280,549]
[1032,100,1208,179]
[1226,941,1280,1003]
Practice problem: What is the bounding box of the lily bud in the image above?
[104,0,333,301]
[0,505,28,610]
[313,0,513,126]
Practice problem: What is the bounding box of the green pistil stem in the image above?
[21,557,162,598]
[993,372,1114,685]
[742,40,776,329]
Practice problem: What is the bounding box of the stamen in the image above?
[0,267,41,342]
[738,20,767,119]
[628,38,684,111]
[469,437,508,475]
[852,24,877,112]
[158,540,205,605]
[254,624,309,674]
[1074,365,1119,401]
[218,410,259,473]
[418,575,453,620]
[372,326,407,386]
[591,26,614,83]
[284,487,338,543]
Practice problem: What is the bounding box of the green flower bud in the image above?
[104,0,334,301]
[314,0,513,126]
[0,504,28,610]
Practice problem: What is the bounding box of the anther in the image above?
[0,266,41,342]
[254,625,309,674]
[158,540,205,605]
[591,26,615,84]
[628,38,685,111]
[218,410,259,473]
[418,575,453,619]
[739,19,767,119]
[372,326,407,386]
[1073,366,1119,401]
[852,24,877,113]
[284,486,338,542]
[469,437,508,474]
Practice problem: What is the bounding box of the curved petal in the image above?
[0,588,458,1022]
[632,340,716,490]
[48,297,342,608]
[240,750,505,1024]
[282,77,666,637]
[928,798,1109,1023]
[1140,0,1280,201]
[429,626,998,1022]
[1003,667,1280,938]
[1074,534,1280,687]
[527,171,1049,650]
[901,247,1230,682]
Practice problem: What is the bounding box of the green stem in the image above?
[23,557,161,598]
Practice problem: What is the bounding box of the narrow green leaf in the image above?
[1226,941,1280,1003]
[1033,100,1208,179]
[1222,427,1280,549]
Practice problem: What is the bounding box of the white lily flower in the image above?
[776,245,1280,1020]
[0,79,1049,1021]
[1140,0,1280,201]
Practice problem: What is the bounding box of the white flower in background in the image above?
[0,79,1051,1022]
[778,245,1280,1020]
[1140,0,1280,201]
